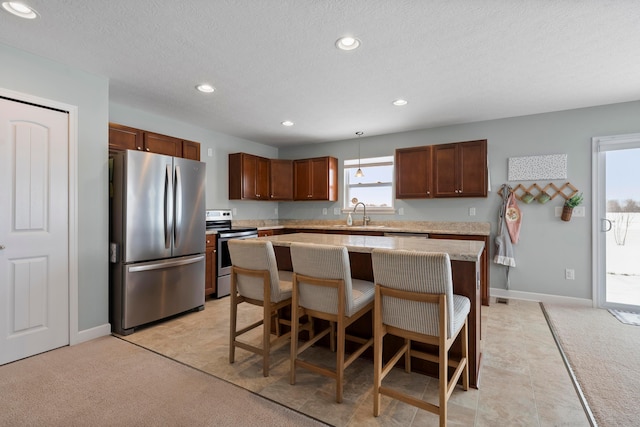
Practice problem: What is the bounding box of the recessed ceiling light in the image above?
[2,2,38,19]
[392,99,408,106]
[196,84,215,93]
[281,121,294,127]
[335,36,360,51]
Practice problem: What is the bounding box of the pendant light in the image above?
[355,131,364,177]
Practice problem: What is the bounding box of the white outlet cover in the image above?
[333,208,340,215]
[398,207,405,215]
[574,207,585,217]
[322,208,327,215]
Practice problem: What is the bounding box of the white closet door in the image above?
[0,97,69,365]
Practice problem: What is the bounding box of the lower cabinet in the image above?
[205,234,217,297]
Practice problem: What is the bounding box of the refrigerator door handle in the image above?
[128,255,205,273]
[174,165,183,248]
[164,164,174,249]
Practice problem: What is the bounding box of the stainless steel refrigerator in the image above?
[110,150,206,335]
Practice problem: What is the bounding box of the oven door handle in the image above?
[217,231,258,239]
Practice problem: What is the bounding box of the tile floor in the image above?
[120,297,589,426]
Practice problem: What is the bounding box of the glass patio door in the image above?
[593,134,640,310]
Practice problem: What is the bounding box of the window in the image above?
[343,156,394,213]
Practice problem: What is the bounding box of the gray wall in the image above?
[278,101,640,300]
[0,43,110,331]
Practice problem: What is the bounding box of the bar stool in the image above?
[371,249,470,427]
[228,239,295,377]
[289,242,375,403]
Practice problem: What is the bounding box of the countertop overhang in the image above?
[260,233,484,262]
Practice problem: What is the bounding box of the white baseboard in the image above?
[71,323,111,345]
[490,287,593,307]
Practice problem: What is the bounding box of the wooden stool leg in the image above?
[229,274,238,364]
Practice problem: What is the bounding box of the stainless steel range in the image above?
[206,209,258,298]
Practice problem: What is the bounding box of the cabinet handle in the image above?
[137,146,142,150]
[146,148,150,152]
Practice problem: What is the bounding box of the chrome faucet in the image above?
[353,202,370,226]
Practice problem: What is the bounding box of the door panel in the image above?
[172,157,206,257]
[594,134,640,309]
[0,98,69,365]
[116,151,174,262]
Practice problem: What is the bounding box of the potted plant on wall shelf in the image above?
[561,193,583,222]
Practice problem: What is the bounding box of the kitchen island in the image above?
[260,232,484,388]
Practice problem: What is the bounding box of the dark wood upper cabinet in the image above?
[397,139,487,199]
[182,140,201,161]
[229,152,270,200]
[395,145,433,199]
[108,123,201,160]
[144,132,183,157]
[269,159,293,200]
[109,123,143,153]
[433,140,487,198]
[294,156,338,201]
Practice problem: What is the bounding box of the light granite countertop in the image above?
[234,219,490,236]
[260,233,484,262]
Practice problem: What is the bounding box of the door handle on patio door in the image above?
[602,218,612,232]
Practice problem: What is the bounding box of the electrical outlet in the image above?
[469,207,476,216]
[333,207,340,215]
[274,207,278,215]
[398,207,405,215]
[565,269,575,280]
[322,208,327,215]
[574,207,585,217]
[207,148,213,157]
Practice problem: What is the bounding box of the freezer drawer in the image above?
[111,254,205,335]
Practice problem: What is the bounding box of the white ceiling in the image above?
[2,1,640,148]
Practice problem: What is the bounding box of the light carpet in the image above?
[543,303,640,427]
[0,336,326,427]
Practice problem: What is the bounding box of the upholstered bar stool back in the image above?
[371,249,470,427]
[289,242,375,403]
[228,239,293,377]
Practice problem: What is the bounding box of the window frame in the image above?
[343,155,395,214]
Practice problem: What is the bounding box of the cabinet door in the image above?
[458,140,487,197]
[433,140,487,198]
[229,153,269,200]
[294,157,338,201]
[204,235,216,297]
[309,157,330,200]
[255,156,270,199]
[109,123,143,152]
[269,159,293,200]
[293,160,311,200]
[432,143,459,197]
[395,146,432,198]
[257,229,274,237]
[144,132,183,157]
[182,140,201,161]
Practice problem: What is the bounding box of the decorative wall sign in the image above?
[508,154,567,181]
